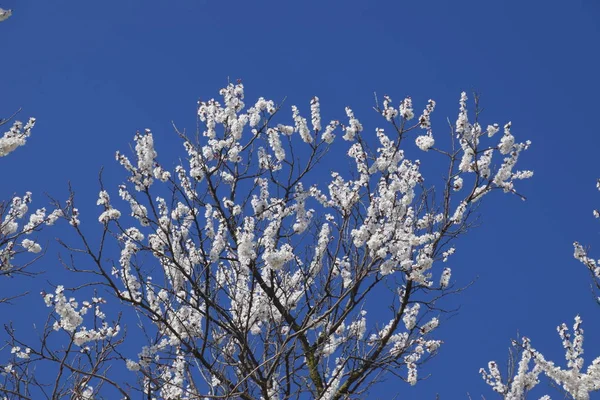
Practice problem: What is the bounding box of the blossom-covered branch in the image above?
[483,177,600,400]
[0,109,61,290]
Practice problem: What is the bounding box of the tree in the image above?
[480,179,600,400]
[0,83,534,399]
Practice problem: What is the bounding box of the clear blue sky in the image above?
[1,0,600,398]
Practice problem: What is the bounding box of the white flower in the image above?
[80,385,94,400]
[21,239,42,253]
[420,317,439,334]
[348,311,367,339]
[0,118,35,157]
[442,248,455,262]
[381,95,398,121]
[264,244,295,270]
[453,176,463,191]
[400,97,414,120]
[70,208,80,227]
[126,359,141,371]
[451,201,467,224]
[0,8,12,22]
[402,303,420,330]
[310,96,321,132]
[440,268,451,289]
[98,209,121,224]
[96,190,110,206]
[321,120,339,144]
[419,99,436,129]
[415,133,435,151]
[47,286,83,332]
[487,124,499,137]
[46,209,63,226]
[267,128,285,161]
[342,107,362,141]
[498,122,515,155]
[456,92,469,134]
[11,346,31,359]
[292,105,312,143]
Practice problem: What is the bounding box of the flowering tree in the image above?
[481,180,600,400]
[1,83,534,399]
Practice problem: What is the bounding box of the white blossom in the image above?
[381,95,398,121]
[483,317,600,399]
[310,96,321,132]
[419,99,436,129]
[453,176,463,191]
[439,268,451,289]
[0,118,35,157]
[21,238,41,253]
[0,8,12,22]
[321,120,339,144]
[499,122,515,155]
[267,128,285,161]
[415,133,435,151]
[400,97,414,120]
[292,105,312,143]
[342,107,362,141]
[402,303,420,330]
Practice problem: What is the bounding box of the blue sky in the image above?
[1,0,600,398]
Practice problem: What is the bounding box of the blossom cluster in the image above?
[43,285,120,346]
[483,177,600,399]
[573,179,600,294]
[482,317,600,399]
[0,117,35,157]
[0,192,62,273]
